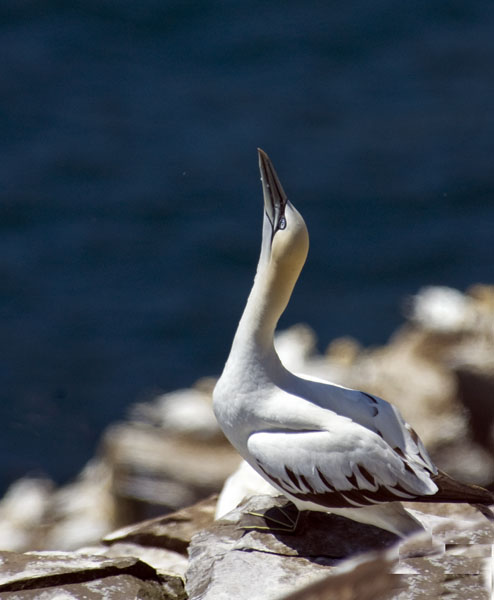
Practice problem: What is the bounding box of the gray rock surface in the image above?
[0,492,491,599]
[185,495,399,600]
[86,542,188,583]
[0,550,180,599]
[277,551,399,600]
[185,495,494,600]
[0,498,221,599]
[104,407,238,524]
[102,494,217,555]
[394,514,494,600]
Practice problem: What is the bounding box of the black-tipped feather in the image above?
[430,471,494,505]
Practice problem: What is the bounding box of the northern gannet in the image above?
[213,149,494,536]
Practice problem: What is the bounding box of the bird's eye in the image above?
[278,216,286,230]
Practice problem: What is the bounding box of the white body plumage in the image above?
[213,149,493,535]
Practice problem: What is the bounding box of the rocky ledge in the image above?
[0,494,493,599]
[1,284,493,598]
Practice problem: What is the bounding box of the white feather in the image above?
[213,150,441,536]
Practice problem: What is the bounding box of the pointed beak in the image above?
[258,148,288,236]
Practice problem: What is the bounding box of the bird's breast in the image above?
[213,371,268,447]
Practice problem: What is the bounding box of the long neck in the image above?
[231,250,303,359]
[226,201,309,374]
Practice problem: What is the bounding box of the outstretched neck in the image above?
[231,209,309,360]
[232,261,297,354]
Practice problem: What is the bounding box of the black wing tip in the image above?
[432,471,494,505]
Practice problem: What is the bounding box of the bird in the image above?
[212,148,494,537]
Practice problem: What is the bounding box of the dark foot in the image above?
[238,503,300,533]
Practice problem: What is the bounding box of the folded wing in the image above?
[247,422,438,509]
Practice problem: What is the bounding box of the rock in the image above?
[103,421,238,525]
[0,486,491,599]
[325,336,362,368]
[0,550,183,599]
[274,324,317,372]
[130,379,221,442]
[453,347,494,453]
[45,459,115,551]
[408,286,476,333]
[425,436,494,488]
[85,542,189,584]
[83,495,219,583]
[0,380,238,553]
[407,285,494,485]
[103,494,217,555]
[0,462,116,554]
[277,550,399,600]
[0,478,53,551]
[185,495,400,600]
[186,494,494,600]
[395,514,494,600]
[100,377,240,525]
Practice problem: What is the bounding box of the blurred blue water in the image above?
[1,1,494,492]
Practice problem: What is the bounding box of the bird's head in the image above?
[257,148,309,276]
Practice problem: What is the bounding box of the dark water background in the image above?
[1,1,494,493]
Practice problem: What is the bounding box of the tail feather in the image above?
[431,471,494,505]
[430,471,494,522]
